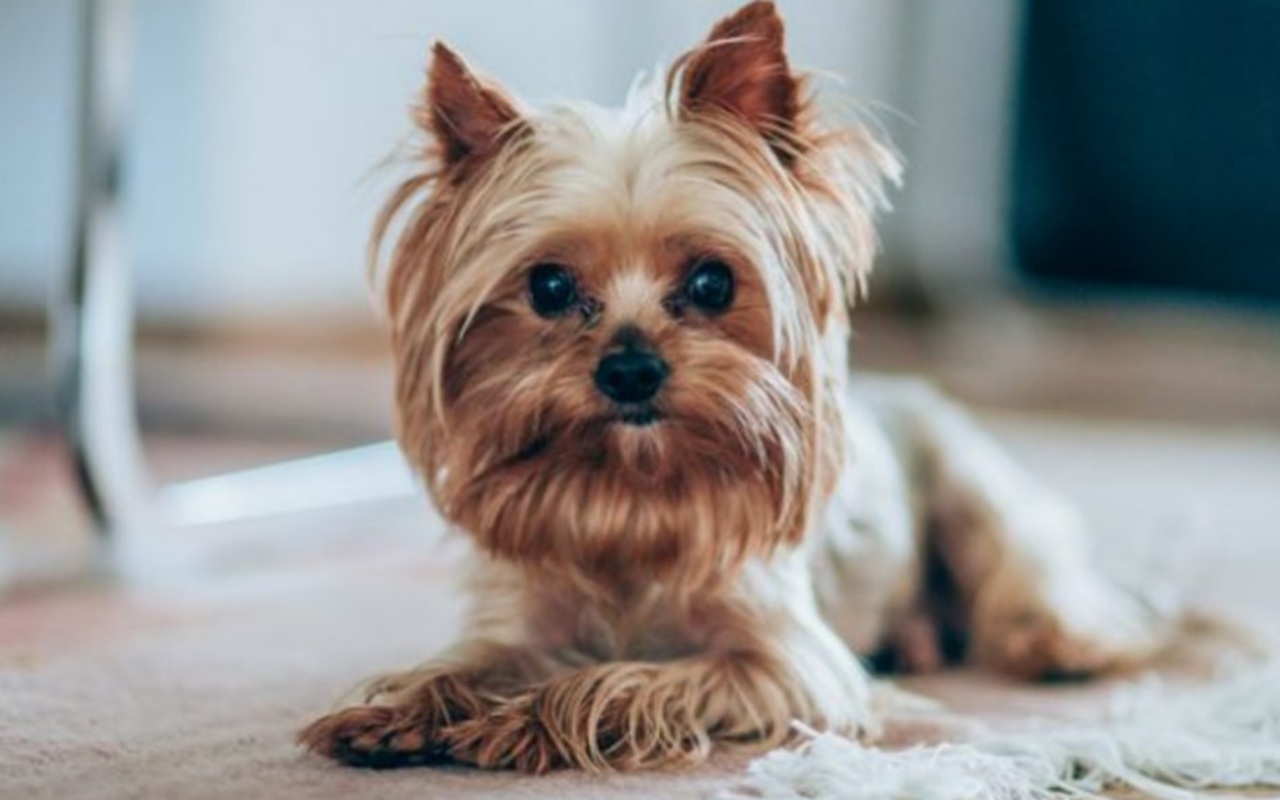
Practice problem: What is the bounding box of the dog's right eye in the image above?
[528,263,578,317]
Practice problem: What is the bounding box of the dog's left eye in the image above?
[528,263,578,317]
[684,260,735,312]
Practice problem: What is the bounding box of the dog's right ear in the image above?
[418,42,524,169]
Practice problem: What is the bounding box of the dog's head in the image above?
[378,1,898,585]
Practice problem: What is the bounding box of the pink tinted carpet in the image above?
[1,414,1279,800]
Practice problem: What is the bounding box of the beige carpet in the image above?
[2,413,1279,799]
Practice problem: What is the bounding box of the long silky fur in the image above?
[371,53,896,592]
[298,2,1195,779]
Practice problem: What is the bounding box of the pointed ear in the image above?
[673,2,801,149]
[418,42,523,168]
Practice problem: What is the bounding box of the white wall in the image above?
[0,0,79,311]
[898,0,1022,297]
[0,0,1014,325]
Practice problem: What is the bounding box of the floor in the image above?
[2,412,1279,799]
[2,300,1280,798]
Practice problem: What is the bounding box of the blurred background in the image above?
[2,0,1279,583]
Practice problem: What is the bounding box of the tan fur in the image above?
[300,1,1177,773]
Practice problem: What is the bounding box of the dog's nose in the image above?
[594,347,669,404]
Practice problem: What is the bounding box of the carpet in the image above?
[2,413,1279,799]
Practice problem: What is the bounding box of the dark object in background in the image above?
[1012,0,1280,302]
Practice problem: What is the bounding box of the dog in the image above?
[299,1,1174,772]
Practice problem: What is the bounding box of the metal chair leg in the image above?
[52,0,152,537]
[48,0,418,552]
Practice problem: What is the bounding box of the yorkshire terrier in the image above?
[300,1,1174,772]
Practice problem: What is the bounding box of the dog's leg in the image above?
[445,591,872,772]
[447,652,855,772]
[297,641,554,768]
[862,380,1178,680]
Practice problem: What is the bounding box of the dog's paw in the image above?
[446,671,714,773]
[445,698,569,773]
[974,574,1175,681]
[298,705,445,768]
[298,670,493,768]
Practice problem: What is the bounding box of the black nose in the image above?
[594,348,669,404]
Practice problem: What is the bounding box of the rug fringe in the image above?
[723,661,1280,800]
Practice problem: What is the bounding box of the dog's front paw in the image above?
[298,705,444,768]
[445,697,570,773]
[298,670,490,768]
[447,666,714,773]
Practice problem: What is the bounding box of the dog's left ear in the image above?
[672,1,802,160]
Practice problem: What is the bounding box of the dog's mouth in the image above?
[503,407,663,468]
[504,407,664,465]
[613,405,663,427]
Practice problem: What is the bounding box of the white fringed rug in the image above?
[726,660,1280,800]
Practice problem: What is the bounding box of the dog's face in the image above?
[380,2,897,584]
